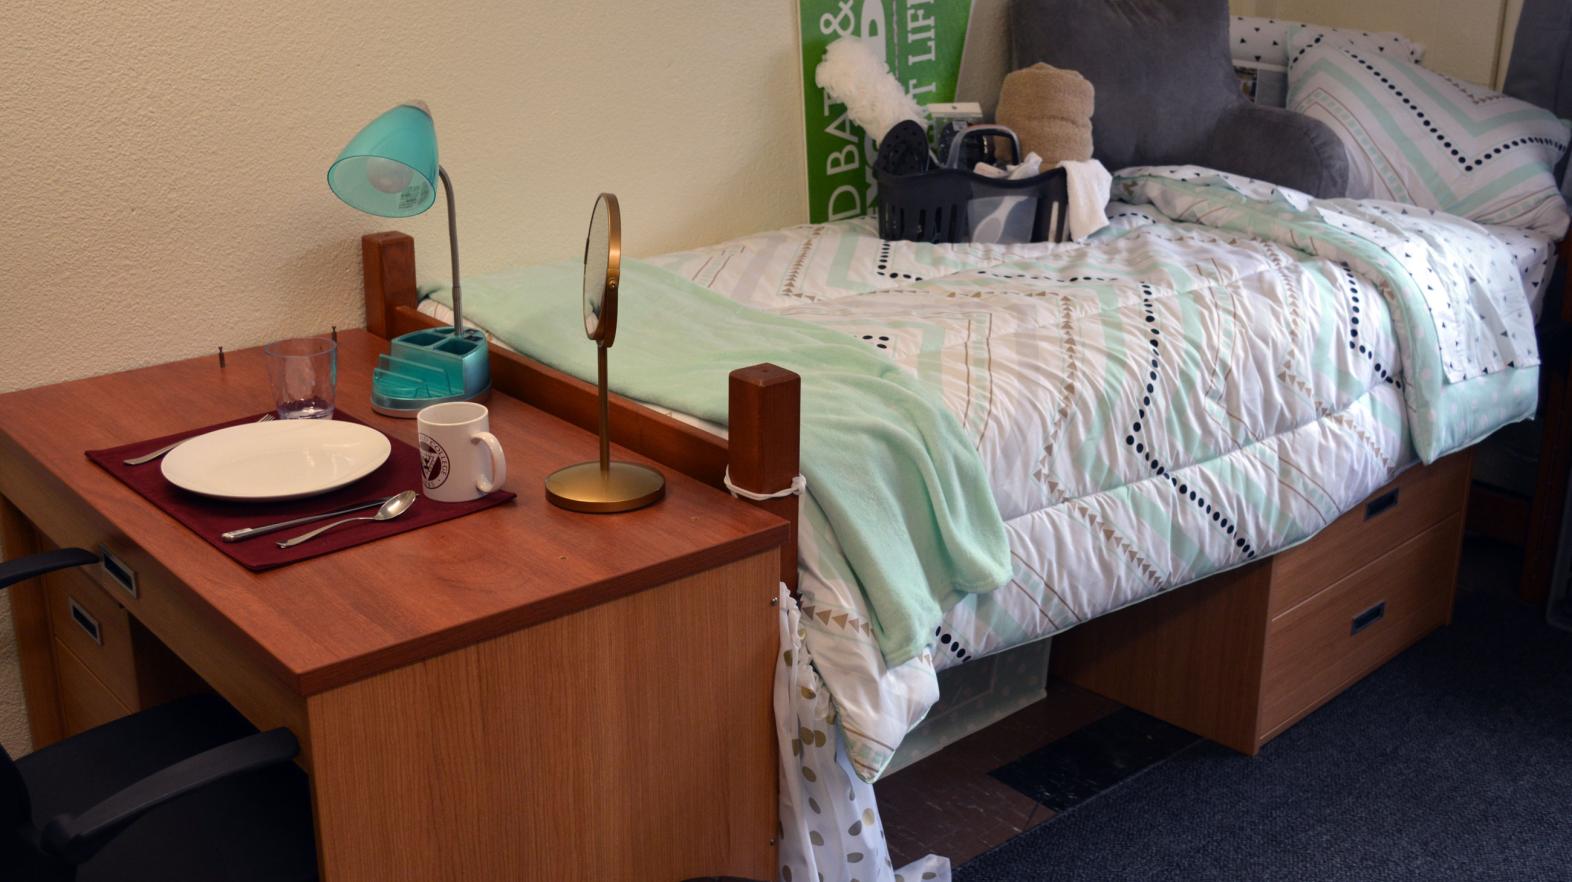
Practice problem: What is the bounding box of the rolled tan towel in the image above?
[995,63,1095,166]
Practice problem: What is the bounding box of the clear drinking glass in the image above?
[264,337,337,419]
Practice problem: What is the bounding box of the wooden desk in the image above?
[0,330,788,881]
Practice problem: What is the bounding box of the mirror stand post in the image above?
[598,344,611,475]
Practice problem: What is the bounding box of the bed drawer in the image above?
[1270,453,1470,617]
[1054,456,1469,756]
[45,566,138,709]
[1258,513,1461,741]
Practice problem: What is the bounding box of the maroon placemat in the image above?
[86,411,514,572]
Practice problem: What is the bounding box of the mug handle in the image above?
[472,432,507,493]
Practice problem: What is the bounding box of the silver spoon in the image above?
[275,490,417,549]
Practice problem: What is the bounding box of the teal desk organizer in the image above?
[371,327,491,417]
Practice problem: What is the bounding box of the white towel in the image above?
[973,155,1111,243]
[1056,159,1112,242]
[973,152,1045,181]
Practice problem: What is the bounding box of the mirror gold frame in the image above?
[583,193,620,345]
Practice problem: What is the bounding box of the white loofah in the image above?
[814,37,927,145]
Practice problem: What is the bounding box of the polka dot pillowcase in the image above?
[1287,36,1571,238]
[1231,16,1423,69]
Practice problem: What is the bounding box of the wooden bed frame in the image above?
[360,230,1477,759]
[361,231,803,591]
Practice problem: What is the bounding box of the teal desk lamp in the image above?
[328,100,490,417]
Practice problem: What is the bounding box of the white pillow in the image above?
[1286,23,1425,67]
[1288,42,1571,237]
[1232,16,1423,69]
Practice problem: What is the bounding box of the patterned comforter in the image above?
[642,167,1542,781]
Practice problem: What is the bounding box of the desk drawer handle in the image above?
[1351,601,1386,636]
[68,597,102,645]
[98,545,138,598]
[1364,489,1399,520]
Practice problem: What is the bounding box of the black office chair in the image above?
[0,549,318,881]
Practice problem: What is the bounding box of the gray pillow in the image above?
[1011,0,1349,198]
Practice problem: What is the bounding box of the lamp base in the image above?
[369,384,491,418]
[545,461,665,513]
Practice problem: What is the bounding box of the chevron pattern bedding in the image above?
[644,167,1541,783]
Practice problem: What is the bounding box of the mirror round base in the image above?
[545,461,665,513]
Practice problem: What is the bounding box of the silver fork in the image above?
[123,413,276,466]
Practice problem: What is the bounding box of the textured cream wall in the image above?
[0,617,25,757]
[1497,0,1525,88]
[1,0,806,396]
[0,0,806,756]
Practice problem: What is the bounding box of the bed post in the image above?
[728,365,801,592]
[362,231,418,340]
[1518,235,1572,603]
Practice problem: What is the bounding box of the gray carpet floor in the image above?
[960,549,1572,881]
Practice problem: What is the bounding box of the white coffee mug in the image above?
[416,402,507,502]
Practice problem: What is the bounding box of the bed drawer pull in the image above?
[98,545,138,598]
[67,596,102,645]
[1351,601,1386,636]
[1364,489,1399,520]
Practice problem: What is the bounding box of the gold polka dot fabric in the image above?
[775,587,952,881]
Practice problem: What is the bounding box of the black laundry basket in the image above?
[875,166,1071,244]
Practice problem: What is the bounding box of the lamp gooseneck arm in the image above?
[438,166,463,335]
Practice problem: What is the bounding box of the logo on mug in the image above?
[418,433,450,489]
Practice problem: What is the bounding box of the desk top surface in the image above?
[0,330,788,694]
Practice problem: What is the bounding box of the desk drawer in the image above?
[7,495,311,763]
[54,638,132,736]
[1270,454,1470,617]
[45,567,139,709]
[1259,512,1460,739]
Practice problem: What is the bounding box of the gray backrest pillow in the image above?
[1011,0,1350,197]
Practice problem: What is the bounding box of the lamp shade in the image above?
[327,102,438,218]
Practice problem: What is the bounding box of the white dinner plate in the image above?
[161,419,392,502]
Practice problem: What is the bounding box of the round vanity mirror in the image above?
[583,193,620,345]
[545,193,664,514]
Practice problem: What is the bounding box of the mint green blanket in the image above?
[428,260,1011,666]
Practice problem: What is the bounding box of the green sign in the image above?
[798,0,974,222]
